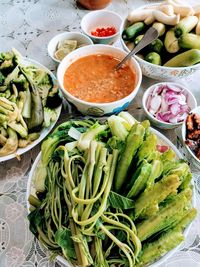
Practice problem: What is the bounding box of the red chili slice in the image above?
[91,27,117,37]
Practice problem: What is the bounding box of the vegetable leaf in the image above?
[55,227,76,260]
[108,191,135,210]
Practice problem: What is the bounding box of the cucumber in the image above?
[148,39,163,54]
[179,33,200,49]
[175,16,198,37]
[134,34,144,46]
[122,22,145,41]
[145,52,161,65]
[152,22,166,37]
[164,49,200,67]
[164,30,180,53]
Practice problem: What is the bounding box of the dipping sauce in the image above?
[63,54,136,103]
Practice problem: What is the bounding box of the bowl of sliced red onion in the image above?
[142,82,197,129]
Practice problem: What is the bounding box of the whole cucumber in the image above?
[175,16,198,37]
[148,39,163,54]
[145,52,161,65]
[164,49,200,67]
[122,22,145,41]
[164,30,180,53]
[179,33,200,49]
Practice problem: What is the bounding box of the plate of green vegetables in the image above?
[27,112,197,267]
[0,49,62,162]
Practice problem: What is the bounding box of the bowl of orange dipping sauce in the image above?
[57,44,142,116]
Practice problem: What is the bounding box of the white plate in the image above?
[0,57,62,162]
[26,127,195,267]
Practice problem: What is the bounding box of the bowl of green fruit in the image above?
[121,1,200,80]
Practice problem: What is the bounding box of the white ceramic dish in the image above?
[81,10,122,44]
[48,32,93,63]
[142,82,197,130]
[120,3,200,81]
[0,57,62,162]
[57,44,142,116]
[26,127,195,267]
[182,106,200,169]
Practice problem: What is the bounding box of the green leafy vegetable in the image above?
[27,112,196,267]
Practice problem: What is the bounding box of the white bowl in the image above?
[120,3,200,81]
[81,10,122,44]
[142,82,197,130]
[57,44,142,116]
[182,106,200,169]
[48,32,93,63]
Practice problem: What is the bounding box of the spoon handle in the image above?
[115,27,159,71]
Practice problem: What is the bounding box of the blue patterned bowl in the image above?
[57,44,142,116]
[120,4,200,81]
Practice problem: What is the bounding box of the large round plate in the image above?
[26,127,195,267]
[0,57,62,162]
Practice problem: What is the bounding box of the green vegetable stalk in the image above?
[127,160,152,198]
[114,123,145,192]
[137,188,192,241]
[136,208,197,267]
[0,127,18,156]
[134,174,181,219]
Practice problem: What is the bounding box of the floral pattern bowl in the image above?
[120,4,200,81]
[57,44,142,116]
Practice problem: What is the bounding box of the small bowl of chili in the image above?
[81,10,122,45]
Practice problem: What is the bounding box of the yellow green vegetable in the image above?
[164,29,180,53]
[145,52,161,65]
[179,33,200,49]
[164,49,200,67]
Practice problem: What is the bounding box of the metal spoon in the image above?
[115,27,159,71]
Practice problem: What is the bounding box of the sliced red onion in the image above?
[170,103,181,115]
[160,97,168,113]
[146,92,152,111]
[166,84,182,92]
[149,95,162,114]
[156,111,171,122]
[179,105,188,113]
[147,83,190,124]
[152,85,163,95]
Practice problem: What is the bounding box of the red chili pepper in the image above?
[91,26,117,37]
